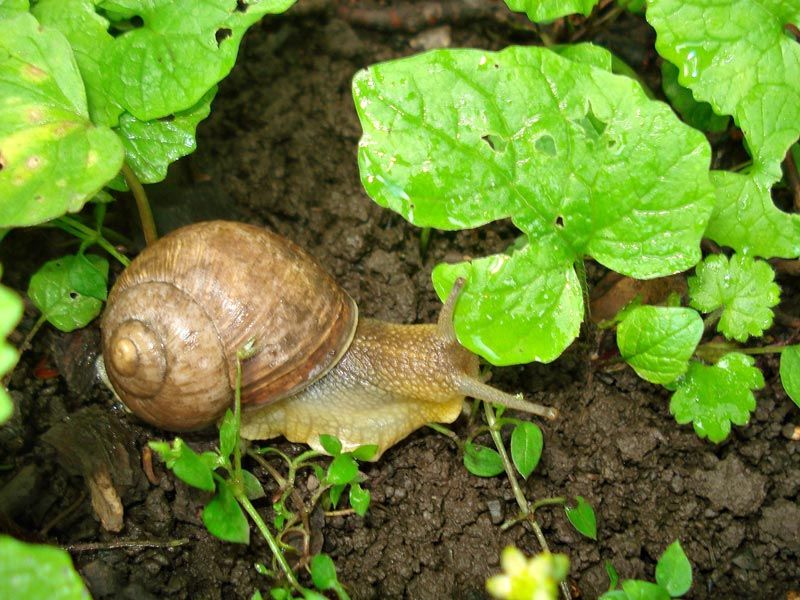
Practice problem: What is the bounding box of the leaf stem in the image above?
[55,216,131,267]
[121,163,158,246]
[530,496,566,515]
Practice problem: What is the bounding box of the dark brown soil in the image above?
[2,3,799,600]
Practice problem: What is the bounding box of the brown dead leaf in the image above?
[590,272,687,323]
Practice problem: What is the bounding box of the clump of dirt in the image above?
[1,4,798,600]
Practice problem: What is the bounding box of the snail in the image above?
[99,221,556,459]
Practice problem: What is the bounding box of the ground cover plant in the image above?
[0,0,798,598]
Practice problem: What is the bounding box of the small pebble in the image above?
[306,474,319,491]
[487,499,504,525]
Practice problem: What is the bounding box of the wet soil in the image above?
[2,3,799,599]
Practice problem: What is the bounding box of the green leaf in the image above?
[655,540,692,597]
[28,254,109,332]
[646,0,800,181]
[504,0,599,21]
[100,0,297,121]
[0,0,29,20]
[706,171,800,259]
[0,281,23,424]
[354,46,714,365]
[349,482,370,517]
[319,434,342,456]
[621,580,670,600]
[780,346,800,409]
[510,422,543,479]
[219,408,237,459]
[302,591,328,600]
[115,87,216,183]
[605,561,620,590]
[617,306,703,384]
[598,592,629,600]
[310,554,338,591]
[31,0,124,126]
[0,13,124,227]
[149,438,216,492]
[660,61,729,133]
[565,496,597,540]
[203,478,250,544]
[326,454,358,486]
[328,483,345,509]
[251,591,264,600]
[0,535,90,600]
[670,353,764,443]
[242,469,266,500]
[350,444,378,462]
[463,442,505,477]
[688,254,780,342]
[617,0,645,13]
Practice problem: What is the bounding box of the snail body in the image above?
[101,221,554,459]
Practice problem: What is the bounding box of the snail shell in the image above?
[100,221,357,431]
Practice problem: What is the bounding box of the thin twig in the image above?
[67,538,190,552]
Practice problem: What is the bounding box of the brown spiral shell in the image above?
[100,221,358,431]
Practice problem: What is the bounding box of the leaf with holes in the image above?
[31,0,124,127]
[504,0,599,21]
[706,170,800,259]
[354,46,715,365]
[0,13,124,227]
[99,0,297,121]
[688,254,780,342]
[617,306,703,385]
[670,353,764,443]
[646,0,800,181]
[27,254,109,332]
[115,87,216,183]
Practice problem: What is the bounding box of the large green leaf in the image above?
[99,0,297,120]
[0,0,28,19]
[504,0,599,21]
[354,46,715,364]
[660,61,728,134]
[647,0,800,181]
[0,13,124,227]
[617,306,703,385]
[670,353,764,443]
[32,0,124,127]
[0,535,90,600]
[706,171,800,259]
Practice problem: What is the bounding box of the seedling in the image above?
[601,540,692,599]
[151,344,367,598]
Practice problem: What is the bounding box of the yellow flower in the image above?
[486,547,569,600]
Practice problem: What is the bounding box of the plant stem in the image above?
[483,403,572,600]
[121,163,158,246]
[703,308,722,331]
[237,493,304,593]
[483,403,528,514]
[233,354,243,479]
[426,422,463,449]
[55,216,131,267]
[19,314,46,356]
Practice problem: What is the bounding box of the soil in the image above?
[2,3,799,600]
